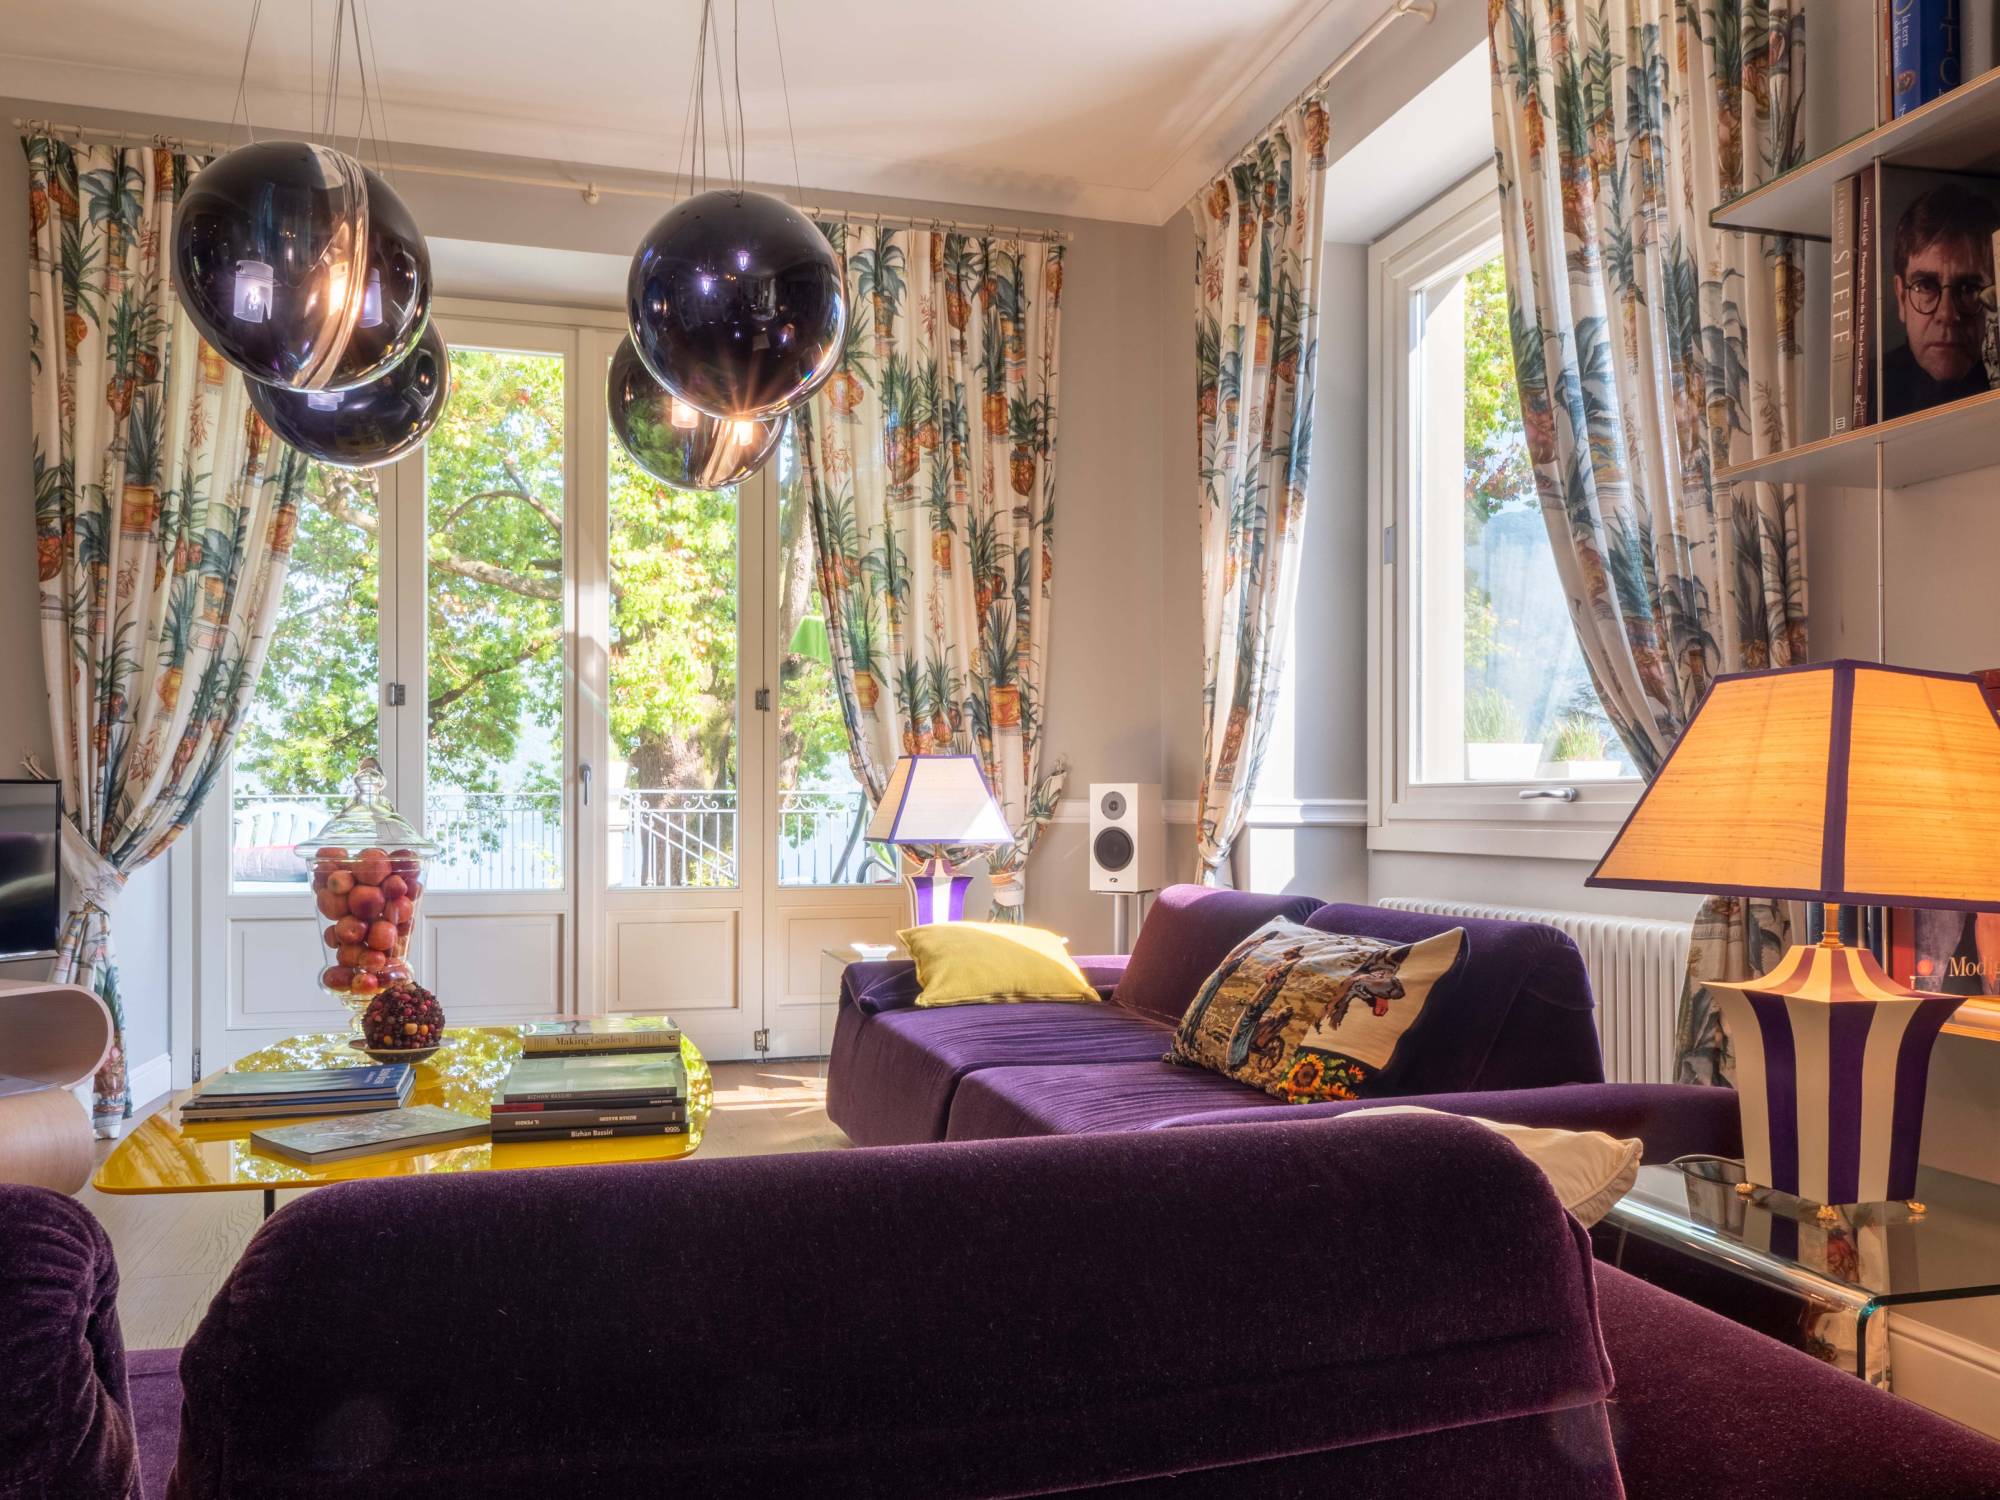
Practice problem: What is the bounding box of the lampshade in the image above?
[1588,660,2000,910]
[1587,659,1999,1205]
[868,756,1012,846]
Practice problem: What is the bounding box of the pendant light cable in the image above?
[769,0,805,207]
[733,0,747,194]
[708,0,738,193]
[358,0,398,184]
[228,0,266,145]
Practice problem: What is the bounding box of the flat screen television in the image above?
[0,781,61,962]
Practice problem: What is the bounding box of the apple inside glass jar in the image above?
[312,848,426,1013]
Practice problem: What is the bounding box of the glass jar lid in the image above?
[293,756,437,861]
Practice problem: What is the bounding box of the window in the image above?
[208,302,905,1069]
[1370,170,1637,855]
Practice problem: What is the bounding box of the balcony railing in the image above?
[232,787,893,891]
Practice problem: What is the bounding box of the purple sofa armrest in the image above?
[841,954,1132,1016]
[0,1185,139,1500]
[171,1115,1618,1498]
[1165,1083,1743,1165]
[841,958,922,1015]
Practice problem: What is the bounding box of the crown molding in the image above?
[0,54,1166,225]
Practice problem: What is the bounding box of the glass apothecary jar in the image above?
[294,757,437,1023]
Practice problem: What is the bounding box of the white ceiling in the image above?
[1,0,1419,224]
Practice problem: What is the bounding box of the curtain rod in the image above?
[1216,0,1435,173]
[14,117,1075,245]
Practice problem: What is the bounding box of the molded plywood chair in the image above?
[0,977,114,1192]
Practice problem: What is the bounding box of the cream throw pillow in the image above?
[1354,1105,1642,1227]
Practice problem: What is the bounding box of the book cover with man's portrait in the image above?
[1877,167,2000,421]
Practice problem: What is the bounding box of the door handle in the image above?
[579,761,592,806]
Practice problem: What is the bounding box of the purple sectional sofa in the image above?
[830,887,1620,1149]
[13,1116,1637,1498]
[825,884,2000,1496]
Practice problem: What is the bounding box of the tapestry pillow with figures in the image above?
[1165,919,1466,1102]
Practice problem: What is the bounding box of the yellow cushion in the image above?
[901,922,1101,1007]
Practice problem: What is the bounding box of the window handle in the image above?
[579,761,592,807]
[1518,787,1578,802]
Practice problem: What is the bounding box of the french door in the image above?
[195,302,899,1075]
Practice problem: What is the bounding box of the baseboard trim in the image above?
[1889,1311,2000,1438]
[125,1052,173,1114]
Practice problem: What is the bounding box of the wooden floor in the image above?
[81,1060,847,1350]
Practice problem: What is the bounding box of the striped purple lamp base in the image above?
[1715,943,1961,1205]
[905,858,973,925]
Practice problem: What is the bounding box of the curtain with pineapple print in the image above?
[1488,2,1809,1089]
[1191,95,1330,886]
[28,135,302,1134]
[792,225,1067,919]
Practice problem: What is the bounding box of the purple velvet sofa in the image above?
[13,1115,1639,1498]
[829,887,1621,1149]
[824,885,2000,1496]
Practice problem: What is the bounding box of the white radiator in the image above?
[1375,898,1693,1086]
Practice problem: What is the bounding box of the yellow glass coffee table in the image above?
[94,1027,711,1215]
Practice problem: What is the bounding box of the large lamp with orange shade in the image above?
[1588,660,2000,1206]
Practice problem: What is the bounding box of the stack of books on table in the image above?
[492,1050,688,1143]
[516,1014,682,1057]
[180,1064,413,1123]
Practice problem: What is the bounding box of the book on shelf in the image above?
[517,1015,682,1056]
[496,1120,690,1144]
[181,1063,413,1120]
[1855,169,1878,430]
[496,1052,686,1106]
[249,1106,487,1164]
[489,1101,687,1130]
[1832,174,1858,435]
[1879,1,1895,125]
[1892,0,1962,119]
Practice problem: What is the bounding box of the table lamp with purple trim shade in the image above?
[867,755,1013,925]
[1587,660,2000,1206]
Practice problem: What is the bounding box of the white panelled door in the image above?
[195,303,901,1074]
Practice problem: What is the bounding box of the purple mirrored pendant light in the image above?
[615,0,845,488]
[172,0,445,470]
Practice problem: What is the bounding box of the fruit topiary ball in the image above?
[361,980,445,1051]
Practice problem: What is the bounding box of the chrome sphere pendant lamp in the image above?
[249,320,451,470]
[608,335,786,490]
[623,0,845,429]
[174,0,435,395]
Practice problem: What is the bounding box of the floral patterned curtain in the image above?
[1487,3,1808,1086]
[793,224,1067,920]
[1191,95,1330,885]
[28,135,302,1133]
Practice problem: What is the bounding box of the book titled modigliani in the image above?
[1887,669,2000,1001]
[1876,167,2000,420]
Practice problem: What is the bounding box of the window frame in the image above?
[1365,167,1640,860]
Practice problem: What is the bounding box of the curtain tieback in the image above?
[61,822,127,913]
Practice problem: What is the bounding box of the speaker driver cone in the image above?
[1092,827,1135,873]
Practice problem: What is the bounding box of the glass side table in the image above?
[1601,1156,2000,1384]
[818,944,902,1079]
